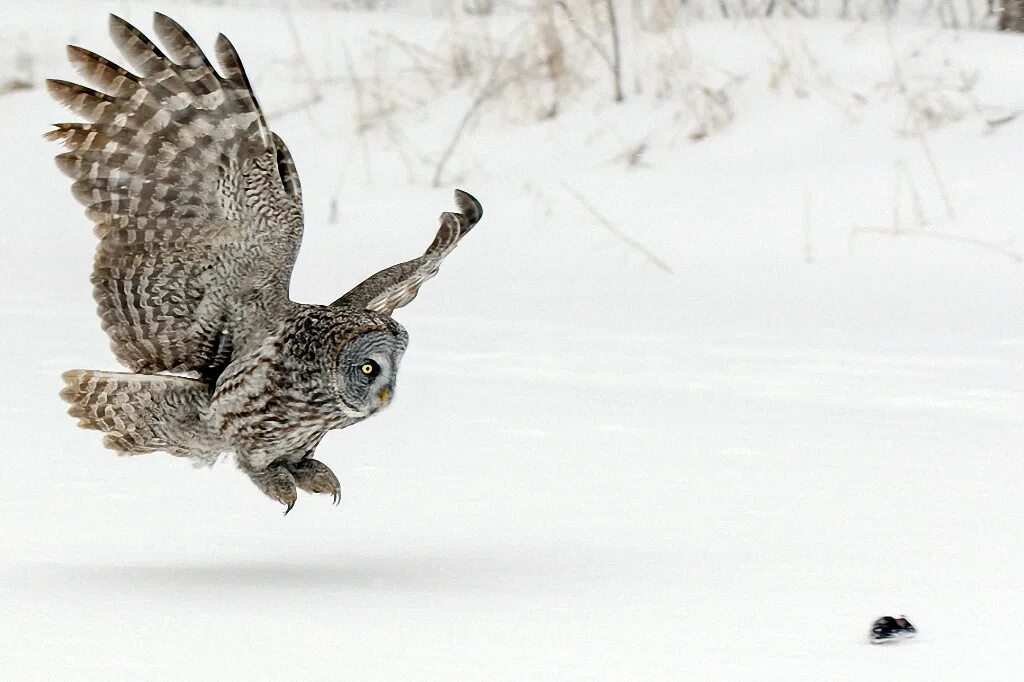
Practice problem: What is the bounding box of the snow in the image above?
[0,2,1021,678]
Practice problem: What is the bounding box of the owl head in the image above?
[282,306,409,420]
[320,189,481,418]
[334,323,408,417]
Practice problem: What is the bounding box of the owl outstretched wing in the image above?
[47,13,303,376]
[332,190,483,315]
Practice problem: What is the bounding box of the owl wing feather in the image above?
[333,190,483,315]
[46,13,302,376]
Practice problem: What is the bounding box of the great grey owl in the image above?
[49,13,483,512]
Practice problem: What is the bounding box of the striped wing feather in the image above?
[332,190,483,315]
[47,13,303,376]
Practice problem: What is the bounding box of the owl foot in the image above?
[288,459,341,506]
[246,465,298,514]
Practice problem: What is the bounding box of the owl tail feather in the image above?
[60,370,217,458]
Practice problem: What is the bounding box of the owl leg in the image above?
[244,465,298,514]
[288,459,341,506]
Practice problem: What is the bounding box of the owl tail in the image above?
[60,370,216,458]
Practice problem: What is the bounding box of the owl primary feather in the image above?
[48,13,483,512]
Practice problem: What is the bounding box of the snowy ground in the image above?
[0,2,1022,678]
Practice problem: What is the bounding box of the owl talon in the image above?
[50,16,483,514]
[245,465,298,511]
[289,458,341,505]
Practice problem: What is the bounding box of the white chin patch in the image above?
[340,404,369,419]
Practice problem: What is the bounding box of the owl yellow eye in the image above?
[360,360,381,377]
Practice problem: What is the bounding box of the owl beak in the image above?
[378,387,391,405]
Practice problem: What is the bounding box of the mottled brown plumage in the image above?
[51,13,483,511]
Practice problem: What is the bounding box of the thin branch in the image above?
[985,109,1024,131]
[433,80,514,187]
[898,160,927,228]
[0,79,32,96]
[281,4,324,130]
[850,226,1021,263]
[554,0,615,70]
[432,23,540,188]
[561,181,674,273]
[377,32,448,70]
[885,21,955,219]
[917,129,955,219]
[264,96,322,120]
[605,0,624,102]
[554,0,623,102]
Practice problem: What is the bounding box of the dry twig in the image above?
[561,181,674,273]
[885,22,955,219]
[554,0,624,102]
[849,227,1021,263]
[432,23,543,187]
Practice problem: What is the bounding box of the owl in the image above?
[49,13,483,512]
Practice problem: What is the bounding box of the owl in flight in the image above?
[49,13,483,512]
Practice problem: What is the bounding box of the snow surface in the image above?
[1,2,1022,678]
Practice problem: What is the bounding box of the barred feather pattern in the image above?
[331,189,483,314]
[60,370,219,461]
[207,306,408,471]
[51,14,483,507]
[46,13,303,376]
